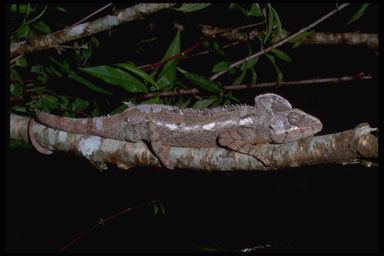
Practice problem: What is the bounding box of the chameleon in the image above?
[31,93,323,169]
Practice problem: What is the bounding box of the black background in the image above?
[6,3,380,253]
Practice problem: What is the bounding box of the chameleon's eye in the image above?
[288,112,302,125]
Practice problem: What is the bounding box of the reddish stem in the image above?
[142,34,216,72]
[68,3,114,30]
[60,200,159,251]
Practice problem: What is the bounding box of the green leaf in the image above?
[266,53,283,85]
[155,60,178,90]
[79,65,148,93]
[49,56,72,74]
[37,74,47,83]
[10,139,30,149]
[160,30,180,63]
[10,83,23,97]
[153,204,159,215]
[229,3,250,17]
[56,6,68,12]
[10,68,23,85]
[160,203,165,215]
[91,36,100,47]
[193,98,218,109]
[251,68,257,84]
[183,72,222,93]
[43,96,60,109]
[264,4,274,43]
[16,4,36,14]
[249,3,262,17]
[174,97,191,108]
[68,73,113,95]
[270,6,282,39]
[31,65,42,73]
[233,68,246,85]
[11,106,28,114]
[16,24,30,39]
[71,98,89,111]
[115,62,156,86]
[271,48,292,62]
[48,65,63,78]
[110,103,129,115]
[59,95,70,109]
[212,61,230,72]
[288,30,315,43]
[173,3,211,12]
[15,57,28,67]
[140,96,162,104]
[10,4,17,12]
[152,30,181,89]
[346,3,370,25]
[31,21,51,34]
[241,57,259,70]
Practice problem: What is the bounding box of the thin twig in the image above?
[68,3,114,29]
[59,200,159,251]
[10,54,24,64]
[140,73,372,99]
[141,22,265,72]
[210,3,351,81]
[10,3,176,57]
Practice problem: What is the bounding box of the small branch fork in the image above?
[10,3,177,58]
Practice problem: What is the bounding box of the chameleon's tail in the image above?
[36,111,120,138]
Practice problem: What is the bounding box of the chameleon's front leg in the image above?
[218,128,271,166]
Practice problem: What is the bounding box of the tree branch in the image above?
[199,23,378,51]
[10,3,176,58]
[210,3,351,81]
[138,73,372,99]
[11,114,377,171]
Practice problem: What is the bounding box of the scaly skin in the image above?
[33,94,323,169]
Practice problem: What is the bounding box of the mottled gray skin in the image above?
[36,93,323,169]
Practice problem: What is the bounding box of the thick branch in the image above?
[199,23,378,51]
[11,114,377,171]
[298,32,378,50]
[10,3,176,57]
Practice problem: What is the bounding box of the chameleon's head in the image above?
[269,108,323,143]
[254,93,323,144]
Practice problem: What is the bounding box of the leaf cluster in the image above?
[10,3,371,117]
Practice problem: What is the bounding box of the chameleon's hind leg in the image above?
[218,128,271,166]
[148,124,175,169]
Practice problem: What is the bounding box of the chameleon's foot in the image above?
[28,118,53,155]
[252,152,271,166]
[250,143,271,166]
[150,141,175,169]
[218,131,271,166]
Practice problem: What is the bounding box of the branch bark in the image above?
[199,23,378,51]
[11,114,378,171]
[10,3,176,58]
